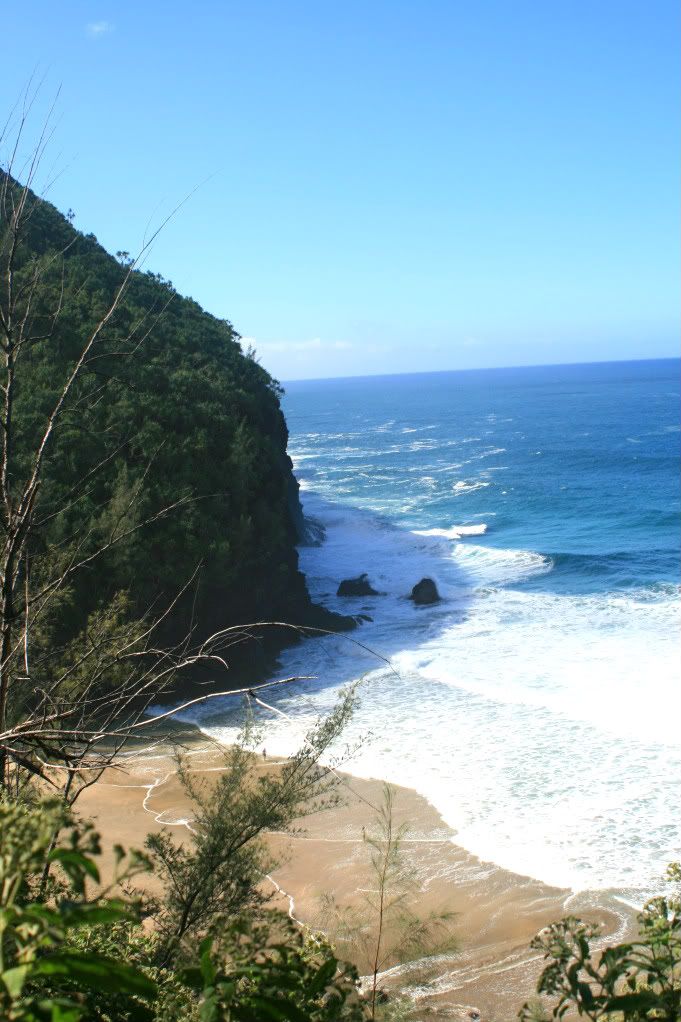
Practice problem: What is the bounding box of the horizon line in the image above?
[280,354,680,386]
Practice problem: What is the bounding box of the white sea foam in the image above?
[451,541,551,584]
[186,490,681,897]
[452,480,491,494]
[415,524,488,540]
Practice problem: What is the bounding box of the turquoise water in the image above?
[195,359,680,897]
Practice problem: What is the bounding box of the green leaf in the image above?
[124,1001,156,1022]
[49,849,100,889]
[199,995,221,1022]
[236,995,310,1022]
[604,991,660,1012]
[199,937,216,985]
[22,903,61,925]
[33,952,157,999]
[178,966,206,990]
[32,996,84,1022]
[59,901,135,927]
[1,964,30,997]
[49,1004,84,1022]
[577,982,595,1009]
[307,956,338,996]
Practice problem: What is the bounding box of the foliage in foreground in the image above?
[2,781,679,1022]
[146,693,355,964]
[0,691,370,1021]
[521,863,681,1022]
[0,798,155,1021]
[180,918,364,1022]
[0,796,366,1022]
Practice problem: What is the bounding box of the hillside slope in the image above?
[6,175,351,668]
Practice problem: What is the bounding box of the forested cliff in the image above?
[6,175,349,664]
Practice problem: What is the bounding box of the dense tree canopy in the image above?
[5,175,343,665]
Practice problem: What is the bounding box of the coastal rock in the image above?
[337,573,380,597]
[410,577,440,604]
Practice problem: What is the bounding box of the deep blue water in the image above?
[284,359,680,597]
[196,359,680,895]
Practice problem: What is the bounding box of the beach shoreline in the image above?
[76,733,637,1019]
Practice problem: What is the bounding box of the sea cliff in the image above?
[7,173,353,679]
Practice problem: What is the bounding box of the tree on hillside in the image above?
[0,99,216,794]
[0,93,377,1019]
[0,89,341,803]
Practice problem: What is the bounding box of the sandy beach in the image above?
[76,736,636,1020]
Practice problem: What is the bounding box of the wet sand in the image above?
[76,737,636,1020]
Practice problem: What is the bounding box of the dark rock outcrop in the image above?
[409,577,440,604]
[337,573,380,597]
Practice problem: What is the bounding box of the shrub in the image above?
[520,864,681,1022]
[0,798,155,1021]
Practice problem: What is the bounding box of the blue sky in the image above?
[4,1,679,381]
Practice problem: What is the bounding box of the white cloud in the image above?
[244,336,352,355]
[86,20,113,36]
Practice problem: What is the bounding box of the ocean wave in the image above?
[187,486,680,895]
[414,524,488,540]
[270,362,681,895]
[551,548,677,565]
[452,480,491,494]
[451,542,552,584]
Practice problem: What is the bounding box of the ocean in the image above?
[191,358,680,901]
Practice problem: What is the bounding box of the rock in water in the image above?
[410,577,440,604]
[337,573,380,597]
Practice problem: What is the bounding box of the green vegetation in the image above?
[521,864,681,1022]
[1,113,677,1022]
[146,695,355,965]
[0,115,363,1017]
[10,770,675,1022]
[0,681,361,1020]
[0,793,364,1021]
[0,152,352,802]
[320,784,458,1019]
[179,919,364,1022]
[2,167,349,670]
[0,798,156,1021]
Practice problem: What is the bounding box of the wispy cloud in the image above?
[244,337,353,355]
[86,20,114,37]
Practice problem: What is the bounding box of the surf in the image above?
[191,360,681,899]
